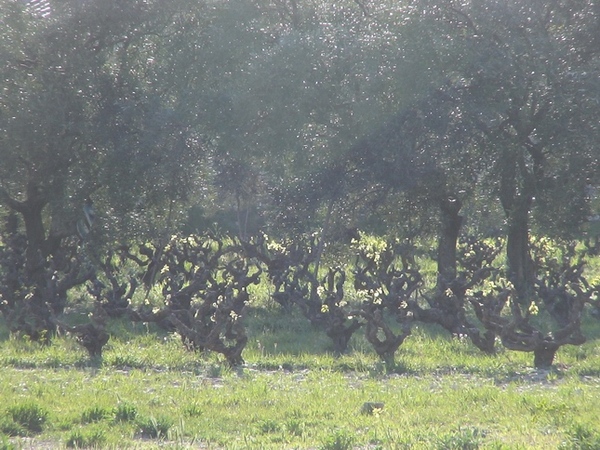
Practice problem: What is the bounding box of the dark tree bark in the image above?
[361,308,411,366]
[49,303,110,359]
[411,200,500,354]
[505,195,535,302]
[326,318,363,355]
[497,104,546,304]
[474,285,587,368]
[1,182,49,277]
[0,182,96,339]
[412,194,465,336]
[437,195,463,288]
[533,344,560,369]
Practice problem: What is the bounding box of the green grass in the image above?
[3,364,600,448]
[2,308,600,448]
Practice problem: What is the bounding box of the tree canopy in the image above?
[1,0,599,268]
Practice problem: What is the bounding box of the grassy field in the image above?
[2,308,600,449]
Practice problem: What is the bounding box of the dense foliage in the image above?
[1,0,600,369]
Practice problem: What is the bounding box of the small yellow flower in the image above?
[528,302,539,315]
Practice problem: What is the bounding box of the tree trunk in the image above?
[409,195,465,336]
[437,195,463,288]
[533,343,559,369]
[1,182,50,278]
[22,203,48,277]
[506,195,534,302]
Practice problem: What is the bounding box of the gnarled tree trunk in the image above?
[1,182,49,278]
[437,195,463,288]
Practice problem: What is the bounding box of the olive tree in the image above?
[0,0,212,336]
[436,0,600,299]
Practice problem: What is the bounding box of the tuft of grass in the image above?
[206,362,230,378]
[136,415,173,439]
[257,419,281,434]
[559,422,600,449]
[0,417,25,438]
[113,402,137,423]
[80,406,110,424]
[0,435,16,450]
[286,418,306,437]
[5,402,48,434]
[66,426,106,448]
[320,429,355,450]
[183,403,203,418]
[435,427,486,450]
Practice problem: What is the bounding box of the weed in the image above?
[206,363,229,378]
[80,406,109,424]
[169,417,188,445]
[559,422,600,449]
[257,419,281,434]
[485,442,516,450]
[113,403,137,423]
[136,415,173,439]
[436,427,486,450]
[109,354,145,369]
[0,435,16,450]
[183,403,203,418]
[66,427,106,448]
[286,418,306,437]
[320,429,355,450]
[6,403,48,434]
[0,416,25,437]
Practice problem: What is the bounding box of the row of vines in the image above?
[1,212,599,369]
